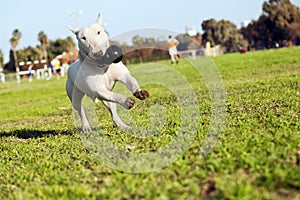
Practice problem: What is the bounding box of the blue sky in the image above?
[1,0,300,62]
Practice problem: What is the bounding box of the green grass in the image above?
[0,46,300,199]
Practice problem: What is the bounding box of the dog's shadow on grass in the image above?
[0,129,75,139]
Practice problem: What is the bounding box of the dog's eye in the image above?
[97,31,100,35]
[81,36,86,41]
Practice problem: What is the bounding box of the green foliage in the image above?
[262,0,300,27]
[202,19,248,52]
[47,37,76,59]
[0,47,300,199]
[37,31,49,60]
[17,46,41,62]
[132,35,157,47]
[3,0,300,67]
[10,29,22,49]
[0,50,4,67]
[6,32,76,63]
[241,0,300,49]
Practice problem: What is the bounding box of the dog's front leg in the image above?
[118,72,150,100]
[95,87,135,109]
[111,63,149,100]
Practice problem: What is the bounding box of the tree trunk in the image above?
[13,49,19,72]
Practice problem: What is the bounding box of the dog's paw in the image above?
[82,124,92,133]
[134,90,150,100]
[124,97,135,109]
[119,124,129,131]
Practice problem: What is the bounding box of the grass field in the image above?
[0,47,299,199]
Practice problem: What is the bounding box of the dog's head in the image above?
[68,14,109,58]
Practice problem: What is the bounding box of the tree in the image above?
[47,37,76,59]
[240,16,274,49]
[10,29,22,49]
[10,29,22,69]
[65,36,77,63]
[287,22,300,45]
[0,50,3,69]
[13,37,76,63]
[132,35,157,48]
[202,19,218,46]
[65,36,76,52]
[4,29,22,72]
[262,0,300,27]
[17,46,41,62]
[202,19,248,52]
[131,35,157,62]
[263,0,300,45]
[38,31,49,61]
[243,0,300,49]
[175,33,202,51]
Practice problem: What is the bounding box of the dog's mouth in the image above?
[93,50,104,57]
[89,50,104,60]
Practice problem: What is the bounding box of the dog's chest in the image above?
[75,63,113,97]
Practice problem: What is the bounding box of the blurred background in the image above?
[1,0,300,70]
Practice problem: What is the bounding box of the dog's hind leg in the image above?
[70,85,92,132]
[102,100,128,130]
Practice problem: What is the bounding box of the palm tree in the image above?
[65,36,76,63]
[0,50,4,69]
[38,31,48,61]
[9,29,22,70]
[65,36,75,51]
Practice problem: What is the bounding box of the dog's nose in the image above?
[99,50,104,56]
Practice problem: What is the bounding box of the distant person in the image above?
[50,56,61,78]
[168,35,179,64]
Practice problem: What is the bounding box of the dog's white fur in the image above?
[66,14,148,132]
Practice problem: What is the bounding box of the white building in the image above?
[185,25,197,37]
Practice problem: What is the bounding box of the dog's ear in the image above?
[96,13,104,26]
[67,25,79,35]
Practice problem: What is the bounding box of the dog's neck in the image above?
[79,50,88,63]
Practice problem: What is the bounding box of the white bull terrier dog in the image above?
[66,14,149,132]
